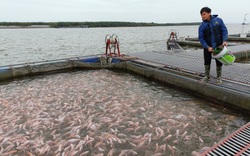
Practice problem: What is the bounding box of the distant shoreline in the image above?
[0,21,200,28]
[0,25,50,29]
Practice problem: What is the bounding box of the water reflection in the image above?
[0,70,249,155]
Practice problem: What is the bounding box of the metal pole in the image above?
[241,13,248,34]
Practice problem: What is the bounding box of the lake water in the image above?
[0,25,250,155]
[0,24,250,66]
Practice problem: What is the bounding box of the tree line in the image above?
[0,21,200,28]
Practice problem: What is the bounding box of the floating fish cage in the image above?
[0,55,125,81]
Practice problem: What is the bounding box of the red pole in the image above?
[105,39,111,55]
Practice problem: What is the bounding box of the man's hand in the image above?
[222,42,228,47]
[208,47,214,53]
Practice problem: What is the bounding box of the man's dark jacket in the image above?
[199,15,228,49]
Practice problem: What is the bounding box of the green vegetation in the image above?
[0,22,49,27]
[0,21,200,28]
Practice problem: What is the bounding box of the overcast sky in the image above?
[0,0,249,24]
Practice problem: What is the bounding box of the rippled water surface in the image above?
[0,70,249,155]
[1,24,250,66]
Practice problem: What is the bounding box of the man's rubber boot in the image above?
[202,65,210,83]
[216,66,223,84]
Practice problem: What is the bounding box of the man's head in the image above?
[200,7,211,21]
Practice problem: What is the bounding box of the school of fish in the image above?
[0,69,248,156]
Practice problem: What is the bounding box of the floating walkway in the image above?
[128,47,250,112]
[177,35,250,48]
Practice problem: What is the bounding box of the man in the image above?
[198,7,228,84]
